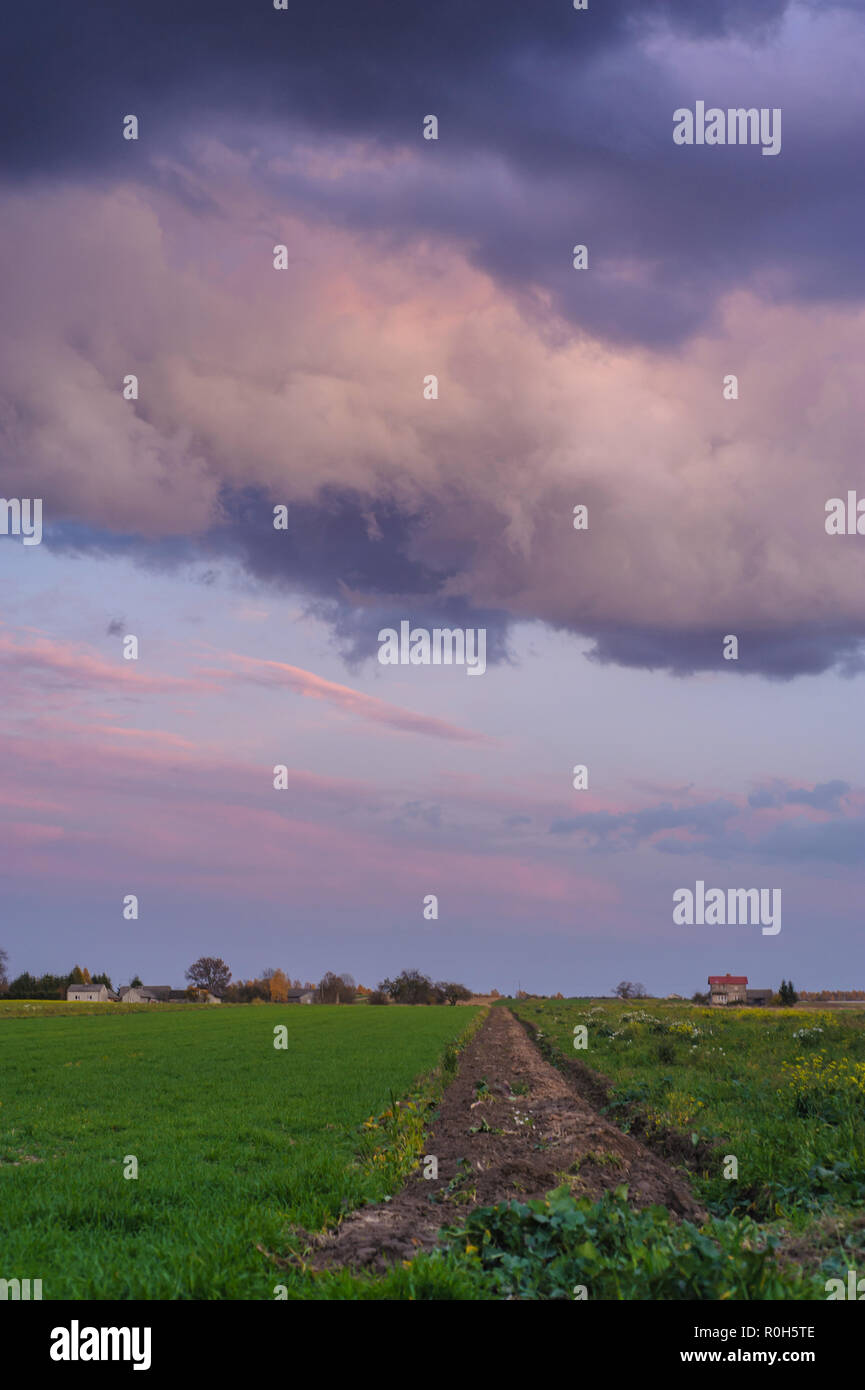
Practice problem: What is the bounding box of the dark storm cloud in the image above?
[209,488,513,667]
[47,488,865,681]
[12,0,865,681]
[48,488,514,669]
[584,626,865,679]
[5,1,864,345]
[2,0,796,174]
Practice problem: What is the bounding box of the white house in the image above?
[66,983,116,1002]
[117,985,221,1004]
[117,986,155,1003]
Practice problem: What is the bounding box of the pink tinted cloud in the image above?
[201,649,493,744]
[0,629,211,695]
[2,172,865,649]
[1,710,859,929]
[0,619,490,747]
[0,718,610,924]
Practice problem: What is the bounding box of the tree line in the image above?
[0,949,473,1007]
[190,959,472,1006]
[370,968,471,1006]
[0,954,115,1000]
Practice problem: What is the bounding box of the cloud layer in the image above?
[2,168,865,676]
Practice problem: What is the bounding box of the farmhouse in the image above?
[708,975,773,1006]
[286,989,316,1004]
[118,985,221,1004]
[66,983,118,1003]
[708,974,748,1006]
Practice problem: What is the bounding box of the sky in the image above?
[1,0,863,996]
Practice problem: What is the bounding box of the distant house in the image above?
[118,985,221,1004]
[66,983,117,1003]
[746,987,772,1006]
[708,974,748,1006]
[117,985,167,1003]
[285,989,316,1004]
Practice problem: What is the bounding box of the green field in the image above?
[509,997,865,1279]
[0,1000,199,1019]
[5,997,862,1301]
[0,1003,479,1299]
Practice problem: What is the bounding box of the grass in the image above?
[305,997,854,1301]
[0,1003,479,1299]
[0,999,200,1019]
[505,997,865,1288]
[7,995,859,1300]
[510,998,865,1221]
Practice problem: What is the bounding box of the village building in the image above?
[117,985,221,1004]
[746,987,772,1005]
[66,983,118,1003]
[117,985,166,1003]
[708,974,748,1005]
[708,975,773,1006]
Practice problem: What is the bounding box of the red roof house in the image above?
[708,974,748,1005]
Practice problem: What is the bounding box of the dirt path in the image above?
[310,1008,705,1272]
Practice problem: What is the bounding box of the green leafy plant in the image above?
[440,1184,817,1301]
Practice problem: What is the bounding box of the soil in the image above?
[307,1006,706,1272]
[519,1015,722,1174]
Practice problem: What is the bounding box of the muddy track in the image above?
[518,1014,723,1174]
[308,1007,705,1272]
